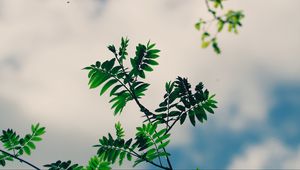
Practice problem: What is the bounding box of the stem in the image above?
[129,91,173,170]
[113,54,173,170]
[166,93,170,129]
[146,131,163,166]
[0,149,40,170]
[130,149,169,170]
[165,104,199,135]
[205,0,217,18]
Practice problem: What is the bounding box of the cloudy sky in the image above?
[1,0,300,169]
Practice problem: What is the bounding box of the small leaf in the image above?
[100,79,118,96]
[141,64,153,72]
[158,140,170,150]
[127,153,132,161]
[27,142,36,149]
[180,113,187,124]
[195,21,202,30]
[155,107,167,112]
[35,127,46,136]
[176,105,185,111]
[188,111,196,126]
[110,84,122,96]
[23,146,31,155]
[201,41,211,48]
[144,59,159,66]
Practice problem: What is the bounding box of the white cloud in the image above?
[228,139,300,169]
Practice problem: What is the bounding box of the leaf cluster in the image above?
[83,38,218,169]
[133,123,170,167]
[93,122,171,168]
[152,77,217,127]
[0,124,45,167]
[44,160,83,170]
[195,0,245,54]
[84,38,159,115]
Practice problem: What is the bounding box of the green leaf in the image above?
[169,111,181,117]
[35,127,46,136]
[144,59,159,66]
[32,136,42,142]
[195,22,201,30]
[0,159,5,167]
[145,54,159,59]
[188,110,196,126]
[148,49,160,54]
[102,59,115,71]
[138,70,145,79]
[158,140,170,150]
[27,142,36,150]
[134,83,150,96]
[115,122,125,140]
[201,41,211,48]
[109,84,122,96]
[96,61,101,68]
[141,64,153,72]
[119,151,126,165]
[126,153,132,161]
[88,69,97,78]
[89,71,104,89]
[203,104,214,114]
[155,134,170,144]
[23,146,31,155]
[180,113,187,124]
[155,107,167,112]
[176,105,185,112]
[153,129,166,139]
[44,160,83,170]
[108,45,116,53]
[100,79,118,96]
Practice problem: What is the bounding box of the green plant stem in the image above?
[129,149,169,170]
[127,87,173,170]
[165,104,199,135]
[205,0,217,18]
[0,149,40,170]
[113,54,173,170]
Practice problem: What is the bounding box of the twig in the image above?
[0,149,40,170]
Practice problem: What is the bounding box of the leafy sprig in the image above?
[195,0,245,54]
[86,156,111,170]
[84,38,217,169]
[44,160,83,170]
[1,35,220,170]
[83,39,159,115]
[0,123,45,168]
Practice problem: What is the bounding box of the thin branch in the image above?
[112,52,173,170]
[129,149,169,170]
[165,104,199,135]
[0,149,40,170]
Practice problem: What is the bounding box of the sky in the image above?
[0,0,300,169]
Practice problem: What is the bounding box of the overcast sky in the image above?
[1,0,300,169]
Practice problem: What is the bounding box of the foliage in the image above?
[152,77,217,127]
[0,37,218,170]
[86,156,111,170]
[44,160,83,170]
[195,0,245,54]
[83,37,159,115]
[82,37,218,169]
[0,0,245,169]
[0,124,45,167]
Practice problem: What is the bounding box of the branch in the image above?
[129,149,169,170]
[112,54,173,170]
[165,104,199,135]
[0,149,40,170]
